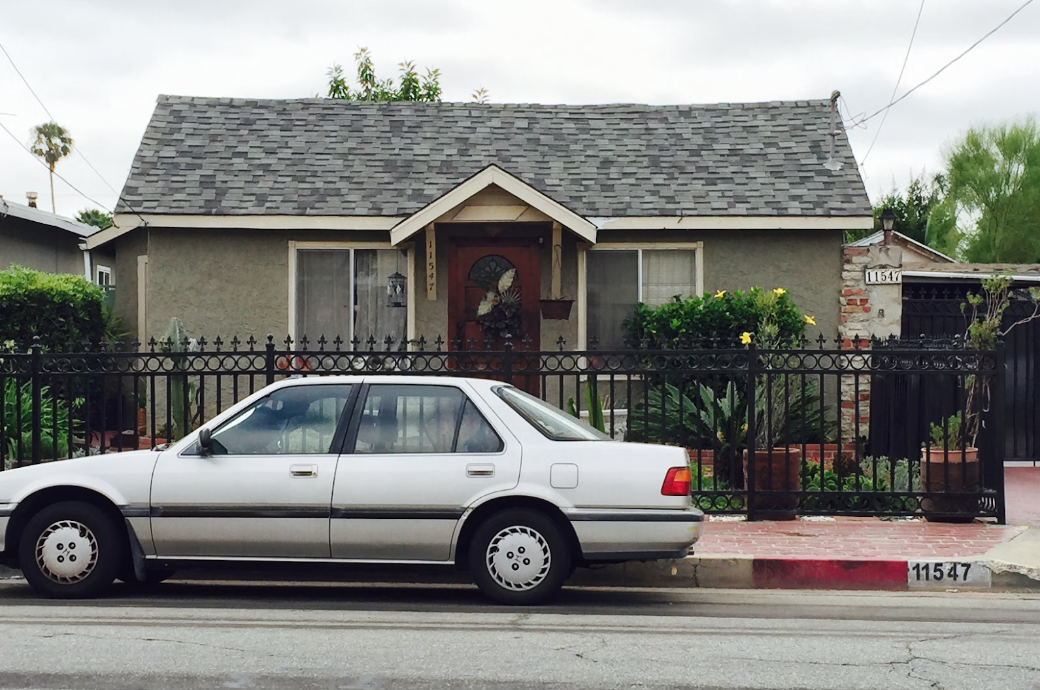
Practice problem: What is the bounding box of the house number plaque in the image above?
[864,268,902,285]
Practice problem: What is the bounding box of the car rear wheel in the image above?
[469,508,571,605]
[18,501,122,599]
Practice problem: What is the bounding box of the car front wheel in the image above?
[469,508,571,605]
[18,501,122,599]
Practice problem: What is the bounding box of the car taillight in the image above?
[661,467,692,496]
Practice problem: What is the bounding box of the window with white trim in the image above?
[586,246,701,349]
[95,265,113,287]
[294,248,408,346]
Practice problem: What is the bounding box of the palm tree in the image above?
[29,122,73,213]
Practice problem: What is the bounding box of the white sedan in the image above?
[0,376,703,604]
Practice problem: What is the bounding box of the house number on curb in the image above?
[907,561,991,589]
[864,268,902,285]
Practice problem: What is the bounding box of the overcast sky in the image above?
[1,0,1037,219]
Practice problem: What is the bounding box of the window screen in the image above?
[586,250,638,350]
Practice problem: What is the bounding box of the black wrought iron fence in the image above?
[0,335,1005,522]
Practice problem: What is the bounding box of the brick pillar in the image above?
[838,244,903,455]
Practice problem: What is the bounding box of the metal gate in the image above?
[900,284,1039,464]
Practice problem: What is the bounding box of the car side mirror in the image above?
[198,427,213,456]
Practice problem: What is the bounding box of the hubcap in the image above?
[35,520,99,585]
[486,525,551,591]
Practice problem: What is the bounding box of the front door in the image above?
[448,240,541,393]
[448,240,541,351]
[149,383,356,558]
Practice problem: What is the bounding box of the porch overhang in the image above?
[388,165,598,246]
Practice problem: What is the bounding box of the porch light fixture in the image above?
[387,271,407,308]
[880,207,897,232]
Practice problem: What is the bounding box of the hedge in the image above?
[0,265,104,351]
[622,287,808,349]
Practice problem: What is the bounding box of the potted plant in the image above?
[740,288,810,520]
[539,298,574,321]
[135,390,147,436]
[921,412,979,518]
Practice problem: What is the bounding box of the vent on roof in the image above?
[823,91,843,172]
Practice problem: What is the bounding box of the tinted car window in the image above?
[354,385,465,454]
[496,386,610,441]
[209,385,353,455]
[456,400,504,453]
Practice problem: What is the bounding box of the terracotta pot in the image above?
[742,448,802,520]
[539,299,574,320]
[921,447,979,519]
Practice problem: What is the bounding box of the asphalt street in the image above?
[0,579,1038,690]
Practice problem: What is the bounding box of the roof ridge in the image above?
[156,94,832,109]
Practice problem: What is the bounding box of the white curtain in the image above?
[354,249,407,348]
[641,250,697,307]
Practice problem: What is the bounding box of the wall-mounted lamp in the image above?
[387,271,406,308]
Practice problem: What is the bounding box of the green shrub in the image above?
[622,288,808,349]
[0,265,104,351]
[3,378,83,466]
[799,457,918,513]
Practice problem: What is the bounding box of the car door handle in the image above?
[466,463,495,478]
[290,464,318,477]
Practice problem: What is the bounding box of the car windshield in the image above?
[495,386,611,441]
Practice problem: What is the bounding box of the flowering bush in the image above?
[623,287,809,349]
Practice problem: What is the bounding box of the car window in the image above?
[496,386,611,441]
[353,384,500,454]
[208,384,353,455]
[456,400,504,453]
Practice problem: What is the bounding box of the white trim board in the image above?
[389,165,597,245]
[592,216,874,231]
[88,214,404,248]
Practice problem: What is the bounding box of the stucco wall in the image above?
[0,216,84,275]
[132,225,842,346]
[143,228,389,341]
[112,230,148,339]
[599,229,845,340]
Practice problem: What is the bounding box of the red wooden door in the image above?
[448,241,541,391]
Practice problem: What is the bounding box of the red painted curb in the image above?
[752,559,907,590]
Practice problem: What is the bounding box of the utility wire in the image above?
[0,119,110,211]
[860,0,925,166]
[0,37,122,198]
[853,0,1034,127]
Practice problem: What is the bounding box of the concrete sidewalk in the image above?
[572,517,1040,591]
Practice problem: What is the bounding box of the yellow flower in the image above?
[773,287,786,297]
[741,423,748,433]
[717,430,725,442]
[740,332,752,345]
[714,289,726,299]
[804,315,817,326]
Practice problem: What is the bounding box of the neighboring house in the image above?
[86,95,873,349]
[0,198,109,282]
[849,229,955,268]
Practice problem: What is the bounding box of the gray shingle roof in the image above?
[117,95,871,218]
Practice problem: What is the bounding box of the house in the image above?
[86,95,873,349]
[0,197,108,283]
[848,229,955,268]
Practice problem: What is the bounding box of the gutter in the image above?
[903,270,1040,283]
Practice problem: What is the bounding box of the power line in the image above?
[860,0,926,167]
[0,119,110,211]
[0,37,122,198]
[853,0,1035,127]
